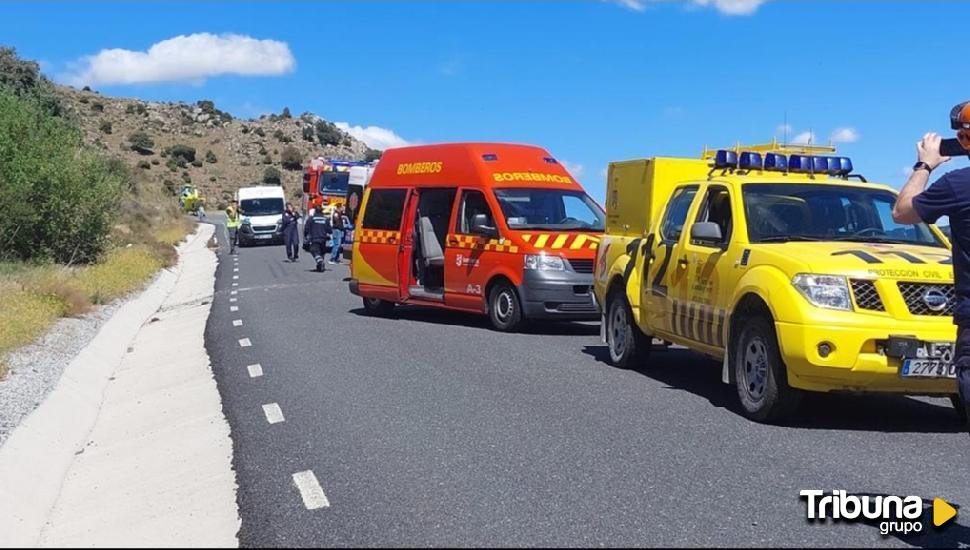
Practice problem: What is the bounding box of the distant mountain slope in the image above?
[57,85,380,209]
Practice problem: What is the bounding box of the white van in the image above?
[235,185,286,246]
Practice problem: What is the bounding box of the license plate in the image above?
[255,234,272,240]
[901,359,957,379]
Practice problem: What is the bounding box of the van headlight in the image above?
[524,254,565,271]
[792,274,852,311]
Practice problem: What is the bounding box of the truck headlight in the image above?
[524,254,565,271]
[792,274,852,311]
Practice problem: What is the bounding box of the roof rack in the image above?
[701,138,836,160]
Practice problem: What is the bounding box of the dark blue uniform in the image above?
[303,210,332,272]
[281,210,301,261]
[913,166,970,425]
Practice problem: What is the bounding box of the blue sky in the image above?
[3,0,968,200]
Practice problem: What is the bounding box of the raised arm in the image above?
[893,133,950,224]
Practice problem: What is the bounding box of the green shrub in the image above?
[0,47,63,117]
[281,146,302,170]
[364,148,382,162]
[273,129,286,141]
[91,101,104,113]
[151,158,160,165]
[282,107,291,119]
[262,154,272,164]
[240,125,250,134]
[166,144,196,163]
[135,103,147,116]
[99,120,112,134]
[254,127,265,137]
[302,126,314,142]
[125,104,135,114]
[128,131,154,154]
[79,96,89,104]
[191,159,203,167]
[315,120,343,146]
[0,90,127,263]
[205,150,217,163]
[262,167,282,185]
[137,160,151,170]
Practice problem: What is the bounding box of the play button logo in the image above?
[933,497,958,527]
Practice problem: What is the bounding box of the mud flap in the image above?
[600,312,607,344]
[721,352,730,384]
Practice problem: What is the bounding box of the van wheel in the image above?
[488,282,522,332]
[605,290,650,369]
[951,395,968,424]
[734,315,801,423]
[362,297,394,316]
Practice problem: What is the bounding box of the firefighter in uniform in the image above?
[304,206,332,272]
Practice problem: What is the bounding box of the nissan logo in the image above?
[922,288,949,312]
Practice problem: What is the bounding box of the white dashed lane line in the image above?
[262,403,285,424]
[230,306,239,312]
[231,290,237,295]
[247,363,263,378]
[233,319,243,327]
[239,338,252,347]
[233,268,239,272]
[292,470,330,510]
[230,298,237,303]
[233,275,239,280]
[232,283,238,287]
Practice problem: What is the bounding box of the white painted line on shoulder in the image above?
[262,403,285,424]
[238,338,251,347]
[233,319,243,327]
[247,363,263,378]
[292,470,330,510]
[230,306,239,312]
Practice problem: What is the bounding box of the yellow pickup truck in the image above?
[594,141,961,422]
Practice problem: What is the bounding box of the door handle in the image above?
[677,257,689,267]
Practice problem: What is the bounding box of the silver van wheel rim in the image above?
[743,337,769,401]
[495,290,514,321]
[610,302,628,358]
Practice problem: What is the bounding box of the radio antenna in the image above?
[783,111,789,145]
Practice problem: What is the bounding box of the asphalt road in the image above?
[202,218,969,548]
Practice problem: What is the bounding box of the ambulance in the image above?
[594,141,961,423]
[349,143,605,331]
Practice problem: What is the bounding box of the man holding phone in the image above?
[893,101,970,434]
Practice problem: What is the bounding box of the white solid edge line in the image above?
[232,320,243,327]
[262,403,285,424]
[292,470,330,510]
[238,338,251,347]
[247,364,263,378]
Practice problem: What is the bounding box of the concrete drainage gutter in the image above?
[0,224,240,548]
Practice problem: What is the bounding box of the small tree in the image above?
[166,144,196,163]
[315,120,343,146]
[280,146,302,170]
[282,106,292,118]
[205,150,217,163]
[263,166,282,185]
[302,126,315,142]
[128,131,154,154]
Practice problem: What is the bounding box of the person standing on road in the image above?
[281,202,301,262]
[893,104,970,434]
[329,204,347,264]
[225,204,241,255]
[304,206,332,272]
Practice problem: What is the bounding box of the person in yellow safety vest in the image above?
[225,204,241,255]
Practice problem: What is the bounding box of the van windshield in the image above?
[743,183,943,247]
[494,189,605,231]
[240,198,284,217]
[318,171,349,195]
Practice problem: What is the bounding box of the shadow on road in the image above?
[349,306,600,336]
[582,344,966,434]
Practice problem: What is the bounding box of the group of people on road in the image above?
[226,199,349,273]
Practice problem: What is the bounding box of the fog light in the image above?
[818,342,834,358]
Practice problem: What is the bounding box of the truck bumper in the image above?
[776,320,959,394]
[518,271,599,321]
[349,278,360,296]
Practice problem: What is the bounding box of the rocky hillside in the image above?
[56,85,379,209]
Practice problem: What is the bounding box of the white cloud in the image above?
[830,127,860,144]
[608,0,769,15]
[63,33,295,86]
[775,123,792,136]
[790,131,817,145]
[561,160,585,178]
[334,122,410,151]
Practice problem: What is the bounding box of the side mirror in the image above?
[471,214,498,238]
[690,222,723,246]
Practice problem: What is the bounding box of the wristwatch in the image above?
[913,161,933,174]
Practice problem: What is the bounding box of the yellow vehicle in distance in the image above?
[594,141,961,423]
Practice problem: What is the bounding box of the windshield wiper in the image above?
[756,236,823,243]
[831,236,920,245]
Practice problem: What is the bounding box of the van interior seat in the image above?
[419,216,445,266]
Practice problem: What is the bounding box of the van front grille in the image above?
[898,282,954,316]
[568,259,594,274]
[850,279,885,311]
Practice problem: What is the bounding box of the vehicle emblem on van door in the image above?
[922,288,948,312]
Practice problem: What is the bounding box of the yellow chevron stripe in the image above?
[570,235,587,250]
[522,234,533,243]
[551,234,569,249]
[534,234,550,248]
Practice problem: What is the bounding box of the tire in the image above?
[733,315,802,423]
[362,296,394,316]
[488,281,523,332]
[605,290,651,369]
[951,394,968,425]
